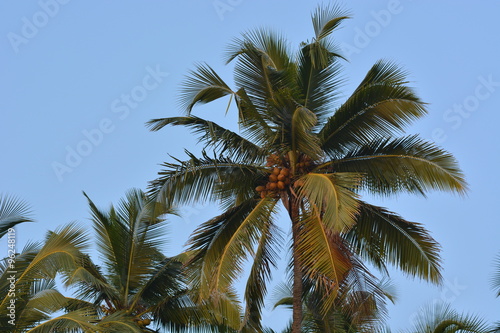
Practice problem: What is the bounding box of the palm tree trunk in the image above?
[290,199,303,333]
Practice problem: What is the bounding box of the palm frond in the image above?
[405,302,490,333]
[296,209,352,315]
[297,40,344,125]
[311,4,351,41]
[25,308,99,333]
[0,194,33,238]
[320,61,427,156]
[344,202,442,284]
[226,29,297,128]
[327,135,468,196]
[179,63,234,114]
[187,197,279,298]
[149,150,266,208]
[84,190,168,306]
[297,172,361,231]
[146,115,265,163]
[241,218,283,331]
[291,106,323,160]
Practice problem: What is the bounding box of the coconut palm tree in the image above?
[147,4,466,332]
[63,188,242,332]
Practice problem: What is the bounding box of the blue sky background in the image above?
[1,1,499,331]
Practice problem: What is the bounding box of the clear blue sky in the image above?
[1,1,500,331]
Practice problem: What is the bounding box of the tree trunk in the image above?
[290,199,303,333]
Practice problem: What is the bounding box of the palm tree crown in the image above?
[148,4,466,332]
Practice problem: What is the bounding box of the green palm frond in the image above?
[179,63,234,114]
[241,218,283,331]
[344,202,442,284]
[328,135,467,195]
[146,116,265,162]
[297,172,361,231]
[65,254,121,306]
[405,303,490,333]
[95,311,143,333]
[25,308,99,333]
[150,150,266,207]
[187,197,278,298]
[226,28,293,71]
[311,4,351,41]
[291,106,323,160]
[4,223,87,298]
[226,29,296,122]
[320,61,427,156]
[85,189,169,306]
[234,86,276,146]
[296,210,352,315]
[0,194,33,238]
[297,40,344,125]
[131,257,184,306]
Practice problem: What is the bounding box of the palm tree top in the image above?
[147,4,467,332]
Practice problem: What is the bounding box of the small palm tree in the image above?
[64,188,241,332]
[1,190,241,332]
[147,4,466,332]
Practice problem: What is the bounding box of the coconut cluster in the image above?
[136,318,151,327]
[255,166,291,198]
[255,153,314,198]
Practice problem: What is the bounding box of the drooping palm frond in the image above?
[327,135,467,196]
[291,106,323,160]
[0,194,33,238]
[344,202,442,284]
[146,115,266,163]
[297,172,361,231]
[187,197,279,299]
[241,217,283,332]
[296,210,353,315]
[150,150,266,208]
